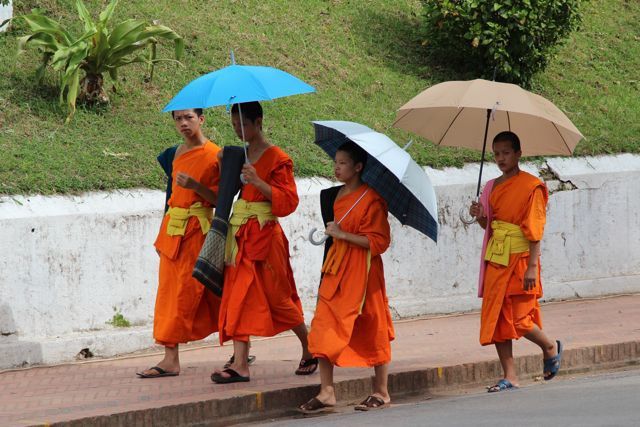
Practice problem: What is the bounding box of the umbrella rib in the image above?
[392,108,414,127]
[507,110,511,132]
[437,107,465,145]
[552,122,573,154]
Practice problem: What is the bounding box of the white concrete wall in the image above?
[0,1,12,33]
[1,154,639,368]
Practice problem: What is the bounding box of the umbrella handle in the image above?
[459,197,479,225]
[308,227,328,246]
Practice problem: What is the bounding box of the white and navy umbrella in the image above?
[312,120,438,242]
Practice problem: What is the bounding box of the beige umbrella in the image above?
[393,79,584,198]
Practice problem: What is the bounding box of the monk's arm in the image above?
[524,240,541,291]
[325,221,370,249]
[250,178,273,200]
[477,217,488,229]
[176,172,217,205]
[241,163,273,200]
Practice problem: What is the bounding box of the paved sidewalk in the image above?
[1,294,639,426]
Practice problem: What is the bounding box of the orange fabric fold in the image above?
[218,146,304,343]
[479,171,549,346]
[308,185,395,367]
[152,141,221,345]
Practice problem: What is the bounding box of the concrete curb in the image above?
[44,340,640,427]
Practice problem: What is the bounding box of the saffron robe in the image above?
[308,184,395,367]
[153,141,221,346]
[479,171,548,345]
[218,146,304,343]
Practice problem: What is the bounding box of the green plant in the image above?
[107,311,131,328]
[422,0,584,86]
[14,0,183,121]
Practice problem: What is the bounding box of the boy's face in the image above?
[334,150,362,183]
[231,112,262,142]
[492,139,521,173]
[173,109,204,138]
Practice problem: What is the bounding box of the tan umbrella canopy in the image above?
[393,79,584,196]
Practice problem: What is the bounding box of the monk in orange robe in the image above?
[299,142,395,414]
[211,102,314,384]
[470,131,563,392]
[137,108,221,378]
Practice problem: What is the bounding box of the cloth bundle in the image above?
[192,146,245,296]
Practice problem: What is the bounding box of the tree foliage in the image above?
[422,0,584,86]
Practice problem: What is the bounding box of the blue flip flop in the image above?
[543,339,563,381]
[487,378,518,393]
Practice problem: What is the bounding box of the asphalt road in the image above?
[257,369,640,427]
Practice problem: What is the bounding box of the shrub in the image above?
[422,0,584,86]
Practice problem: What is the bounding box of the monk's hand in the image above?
[469,201,485,218]
[176,172,197,190]
[325,221,344,239]
[241,163,260,185]
[524,265,537,291]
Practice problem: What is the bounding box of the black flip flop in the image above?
[211,368,250,384]
[136,366,179,378]
[354,395,390,411]
[223,354,257,369]
[295,357,319,375]
[298,397,335,414]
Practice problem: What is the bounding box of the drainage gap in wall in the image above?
[76,348,94,360]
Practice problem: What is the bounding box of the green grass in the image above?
[0,0,638,195]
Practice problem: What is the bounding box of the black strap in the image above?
[156,145,178,213]
[319,185,342,264]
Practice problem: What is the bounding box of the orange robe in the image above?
[218,146,304,343]
[308,184,395,367]
[480,171,549,345]
[153,141,221,346]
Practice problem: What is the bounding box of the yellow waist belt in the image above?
[225,199,277,265]
[165,202,213,236]
[484,220,530,266]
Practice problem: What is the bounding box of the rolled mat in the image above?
[192,146,245,296]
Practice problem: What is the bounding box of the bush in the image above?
[422,0,584,86]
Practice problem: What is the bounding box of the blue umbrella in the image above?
[162,53,316,112]
[311,121,439,243]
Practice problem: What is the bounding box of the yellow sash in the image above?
[225,199,277,265]
[165,202,212,236]
[484,220,530,266]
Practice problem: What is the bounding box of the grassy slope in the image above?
[0,0,638,195]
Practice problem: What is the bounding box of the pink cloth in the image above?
[477,179,495,298]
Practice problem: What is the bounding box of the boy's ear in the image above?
[256,117,263,130]
[198,114,205,125]
[355,162,363,173]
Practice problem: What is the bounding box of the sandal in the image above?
[543,340,563,381]
[223,354,257,369]
[136,366,179,378]
[354,395,390,411]
[487,378,518,393]
[295,357,319,375]
[298,397,335,414]
[211,368,250,384]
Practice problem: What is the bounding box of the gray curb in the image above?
[47,341,640,427]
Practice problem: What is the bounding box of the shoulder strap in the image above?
[157,145,178,213]
[319,186,342,265]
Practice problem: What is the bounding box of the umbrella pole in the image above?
[237,103,250,163]
[460,108,491,225]
[475,108,491,197]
